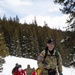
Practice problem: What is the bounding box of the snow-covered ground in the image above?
[1,56,75,75]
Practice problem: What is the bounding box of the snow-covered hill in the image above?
[1,56,75,75]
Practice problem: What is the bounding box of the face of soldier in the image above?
[47,42,54,51]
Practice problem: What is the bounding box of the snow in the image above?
[1,55,75,75]
[60,39,65,43]
[1,56,37,75]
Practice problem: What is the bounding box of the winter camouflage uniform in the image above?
[37,50,62,75]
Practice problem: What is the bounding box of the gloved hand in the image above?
[59,73,63,75]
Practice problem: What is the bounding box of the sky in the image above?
[1,55,75,75]
[0,0,69,31]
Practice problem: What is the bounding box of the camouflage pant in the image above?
[41,69,57,75]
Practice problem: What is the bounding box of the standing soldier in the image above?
[37,39,63,75]
[25,64,33,75]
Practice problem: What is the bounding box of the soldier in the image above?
[37,39,63,75]
[25,64,33,75]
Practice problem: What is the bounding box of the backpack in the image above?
[12,66,19,74]
[12,65,22,74]
[42,49,59,65]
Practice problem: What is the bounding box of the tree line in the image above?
[0,15,75,67]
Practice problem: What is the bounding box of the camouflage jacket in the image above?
[25,68,33,75]
[37,50,62,73]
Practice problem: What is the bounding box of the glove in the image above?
[59,73,63,75]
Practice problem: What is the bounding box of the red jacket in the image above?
[32,71,36,75]
[14,69,26,75]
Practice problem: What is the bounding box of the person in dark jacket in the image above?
[12,63,19,74]
[14,65,26,75]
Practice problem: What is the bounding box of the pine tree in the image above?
[0,26,9,73]
[0,56,5,73]
[54,0,75,31]
[0,32,9,57]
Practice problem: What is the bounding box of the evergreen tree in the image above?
[0,32,9,57]
[54,0,75,31]
[0,26,9,73]
[0,15,74,67]
[54,0,75,67]
[0,56,5,73]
